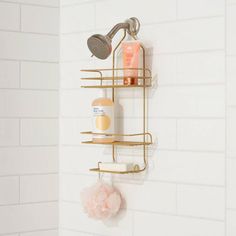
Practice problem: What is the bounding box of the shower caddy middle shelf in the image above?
[80,32,153,175]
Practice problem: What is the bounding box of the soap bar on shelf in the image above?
[99,162,134,172]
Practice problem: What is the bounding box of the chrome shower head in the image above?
[87,17,140,60]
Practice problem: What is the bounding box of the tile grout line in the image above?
[18,175,20,204]
[60,227,98,236]
[0,58,58,63]
[19,3,21,32]
[176,183,178,215]
[19,118,21,146]
[0,172,58,178]
[60,116,226,120]
[227,208,236,212]
[0,200,58,207]
[0,0,59,8]
[0,227,58,236]
[59,172,225,188]
[176,118,178,150]
[132,209,135,236]
[19,61,21,88]
[224,0,228,235]
[0,28,58,36]
[60,48,225,62]
[60,14,225,36]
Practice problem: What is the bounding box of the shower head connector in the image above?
[87,17,140,60]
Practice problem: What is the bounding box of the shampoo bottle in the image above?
[92,89,114,143]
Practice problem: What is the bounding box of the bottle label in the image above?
[92,106,114,139]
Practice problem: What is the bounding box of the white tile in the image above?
[0,60,20,88]
[95,0,176,28]
[60,118,90,145]
[0,119,19,146]
[60,146,111,174]
[61,174,95,202]
[21,5,59,34]
[177,119,225,151]
[140,17,224,54]
[0,0,59,6]
[134,211,224,236]
[177,185,225,220]
[149,118,177,149]
[177,0,224,19]
[61,0,93,5]
[61,174,176,215]
[0,202,58,234]
[133,51,225,86]
[227,158,236,209]
[60,32,94,61]
[148,150,225,186]
[116,181,176,214]
[227,5,236,55]
[176,51,225,84]
[0,147,58,176]
[60,89,96,118]
[61,89,123,118]
[115,98,135,118]
[20,174,58,203]
[61,3,95,33]
[60,202,132,236]
[122,118,177,150]
[21,62,59,89]
[20,230,58,236]
[0,2,20,31]
[0,32,58,62]
[1,234,18,236]
[227,56,236,106]
[227,0,236,4]
[0,176,19,205]
[146,85,225,118]
[0,90,58,117]
[61,60,95,89]
[227,210,236,236]
[227,108,236,158]
[151,54,177,85]
[21,119,58,146]
[60,230,93,236]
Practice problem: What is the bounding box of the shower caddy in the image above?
[80,29,153,175]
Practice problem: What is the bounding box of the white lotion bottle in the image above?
[92,89,114,143]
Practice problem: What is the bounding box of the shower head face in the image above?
[87,34,112,60]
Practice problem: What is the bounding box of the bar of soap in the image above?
[99,162,134,172]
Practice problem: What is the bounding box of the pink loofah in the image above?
[81,181,122,220]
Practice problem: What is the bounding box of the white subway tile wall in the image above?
[0,0,235,235]
[0,0,59,236]
[20,62,59,89]
[0,60,20,88]
[0,2,20,31]
[227,1,236,235]
[59,0,234,235]
[21,5,59,34]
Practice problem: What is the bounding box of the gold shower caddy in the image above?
[81,30,152,174]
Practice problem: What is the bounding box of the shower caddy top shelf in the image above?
[80,30,153,175]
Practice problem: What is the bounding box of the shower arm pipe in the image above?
[106,22,130,39]
[106,17,140,39]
